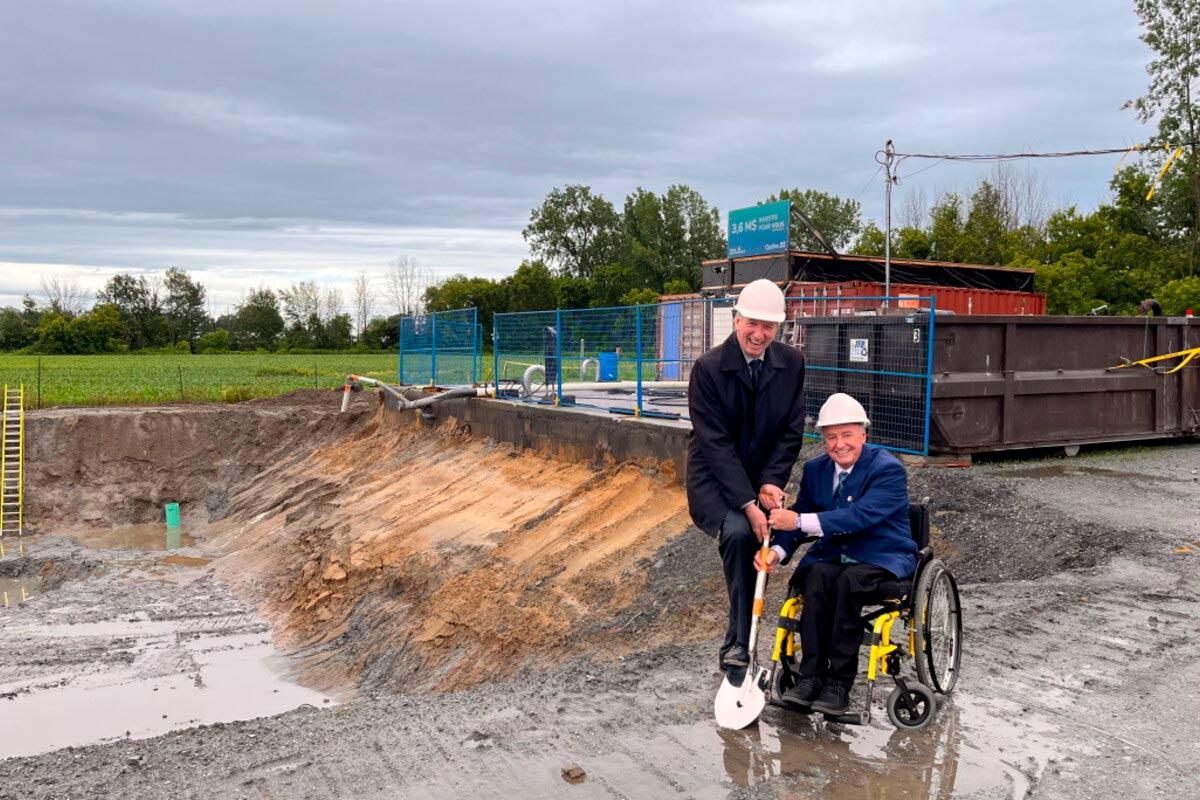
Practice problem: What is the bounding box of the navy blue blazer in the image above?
[686,334,806,537]
[773,444,916,579]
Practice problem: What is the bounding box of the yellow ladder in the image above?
[1,385,24,557]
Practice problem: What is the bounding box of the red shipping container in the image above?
[784,280,1045,316]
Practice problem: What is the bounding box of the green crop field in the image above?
[0,354,417,408]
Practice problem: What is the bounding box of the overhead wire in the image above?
[853,164,884,201]
[886,141,1198,162]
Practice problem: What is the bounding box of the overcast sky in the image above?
[1,1,1151,314]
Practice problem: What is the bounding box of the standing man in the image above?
[686,279,806,678]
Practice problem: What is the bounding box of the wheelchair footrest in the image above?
[823,711,866,726]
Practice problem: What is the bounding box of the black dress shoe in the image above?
[780,675,823,709]
[810,682,851,715]
[720,645,750,671]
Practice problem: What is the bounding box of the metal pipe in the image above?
[522,364,545,397]
[548,380,687,392]
[580,358,599,381]
[344,374,493,411]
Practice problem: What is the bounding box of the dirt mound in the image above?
[209,413,703,693]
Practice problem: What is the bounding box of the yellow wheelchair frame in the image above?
[767,598,929,728]
[761,507,962,730]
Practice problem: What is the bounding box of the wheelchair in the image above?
[762,503,962,730]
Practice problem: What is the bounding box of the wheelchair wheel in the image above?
[886,681,936,730]
[913,559,962,694]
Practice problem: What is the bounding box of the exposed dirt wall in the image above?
[210,413,698,693]
[23,392,377,534]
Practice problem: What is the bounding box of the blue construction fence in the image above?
[489,295,936,455]
[398,308,481,386]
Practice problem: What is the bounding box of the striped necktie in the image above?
[834,470,848,505]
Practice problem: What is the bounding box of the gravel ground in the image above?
[0,419,1196,799]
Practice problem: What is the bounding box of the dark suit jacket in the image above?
[686,333,806,536]
[773,444,916,579]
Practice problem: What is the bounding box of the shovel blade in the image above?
[713,669,766,730]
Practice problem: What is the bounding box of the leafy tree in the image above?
[620,188,666,289]
[661,184,725,289]
[523,185,621,278]
[619,287,659,306]
[662,278,692,296]
[850,221,888,256]
[502,260,558,312]
[233,288,284,350]
[555,275,592,309]
[926,194,966,262]
[1156,275,1200,314]
[361,314,401,350]
[319,314,354,350]
[162,267,208,351]
[423,274,507,340]
[279,281,322,329]
[32,304,125,354]
[1125,0,1200,275]
[590,262,639,308]
[763,188,863,252]
[198,328,231,353]
[0,308,36,351]
[96,273,168,350]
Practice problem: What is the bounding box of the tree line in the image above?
[0,259,432,354]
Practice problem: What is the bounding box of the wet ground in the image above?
[0,528,334,761]
[0,399,1195,799]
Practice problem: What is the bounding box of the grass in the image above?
[0,353,418,408]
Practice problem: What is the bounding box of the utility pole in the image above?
[883,139,896,309]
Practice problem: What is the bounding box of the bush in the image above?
[198,328,231,354]
[1156,277,1200,317]
[220,385,259,403]
[619,288,660,306]
[662,278,692,296]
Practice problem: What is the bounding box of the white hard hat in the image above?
[816,393,870,428]
[733,279,786,323]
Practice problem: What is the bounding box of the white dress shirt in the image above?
[770,465,853,563]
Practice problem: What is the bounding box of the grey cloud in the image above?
[0,0,1153,299]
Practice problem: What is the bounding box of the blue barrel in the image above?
[598,352,619,381]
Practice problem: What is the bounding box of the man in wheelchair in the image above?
[754,392,917,716]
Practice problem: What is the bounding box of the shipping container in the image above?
[785,280,1045,316]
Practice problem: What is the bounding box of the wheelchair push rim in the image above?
[914,560,962,694]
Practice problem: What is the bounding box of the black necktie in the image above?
[749,359,762,391]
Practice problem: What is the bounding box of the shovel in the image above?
[714,527,773,730]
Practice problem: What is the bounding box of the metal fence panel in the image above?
[491,295,934,455]
[399,308,479,386]
[493,306,652,414]
[781,296,935,455]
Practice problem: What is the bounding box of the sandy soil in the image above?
[0,397,1196,799]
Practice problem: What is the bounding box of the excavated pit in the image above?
[19,391,717,697]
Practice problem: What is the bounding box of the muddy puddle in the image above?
[71,522,197,551]
[0,614,336,759]
[0,576,38,606]
[0,522,337,759]
[393,693,1064,799]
